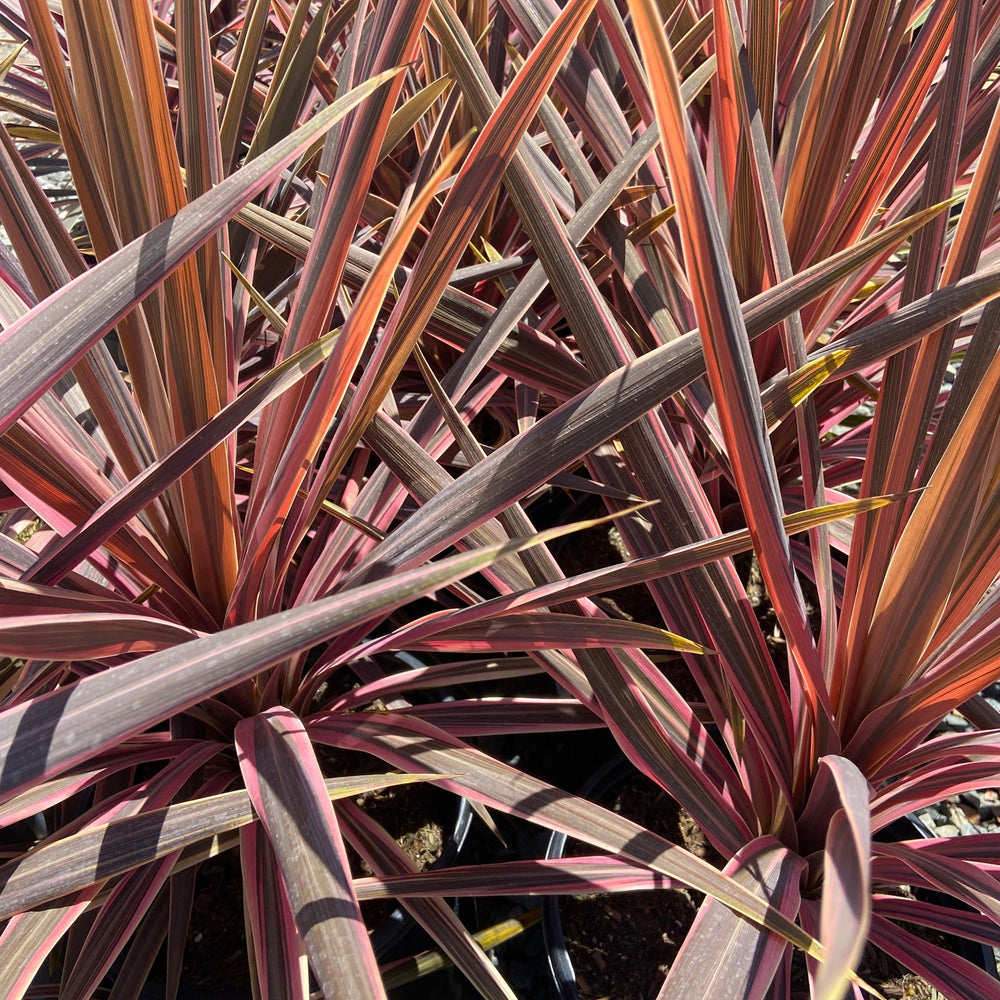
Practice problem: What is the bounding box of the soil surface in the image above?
[348,778,457,932]
[176,760,458,996]
[182,848,250,995]
[557,772,723,1000]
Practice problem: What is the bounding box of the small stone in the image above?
[946,806,963,827]
[916,810,938,828]
[939,712,971,732]
[934,824,961,837]
[978,792,1000,820]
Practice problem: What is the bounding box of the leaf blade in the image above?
[236,708,387,1000]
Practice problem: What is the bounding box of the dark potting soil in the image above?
[160,761,460,997]
[555,772,724,1000]
[350,777,457,931]
[182,847,251,995]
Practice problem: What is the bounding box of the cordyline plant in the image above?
[2,0,1000,998]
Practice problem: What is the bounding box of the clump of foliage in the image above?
[1,1,1000,999]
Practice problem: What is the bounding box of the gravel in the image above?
[919,682,1000,837]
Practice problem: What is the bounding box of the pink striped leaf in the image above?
[573,648,757,856]
[0,527,568,803]
[846,645,1000,779]
[872,840,1000,925]
[390,612,709,654]
[109,887,170,1000]
[874,894,1000,949]
[0,772,443,919]
[882,728,1000,774]
[0,737,203,827]
[0,67,401,439]
[239,0,426,419]
[327,656,543,712]
[811,757,872,1000]
[0,892,101,1000]
[61,856,176,1000]
[236,707,387,1000]
[394,698,601,736]
[656,837,805,1000]
[870,841,1000,888]
[352,856,672,901]
[871,757,1000,830]
[240,820,308,1000]
[741,202,956,344]
[0,610,198,658]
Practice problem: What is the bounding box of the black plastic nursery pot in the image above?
[543,758,1000,1000]
[543,755,629,1000]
